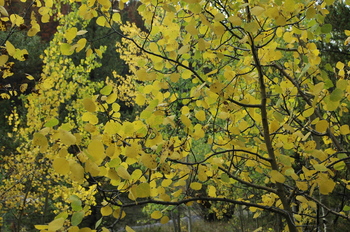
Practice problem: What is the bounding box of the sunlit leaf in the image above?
[53,157,70,175]
[48,217,64,231]
[270,170,285,183]
[60,43,74,55]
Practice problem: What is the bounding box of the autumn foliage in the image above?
[1,0,350,231]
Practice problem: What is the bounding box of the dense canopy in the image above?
[1,0,350,231]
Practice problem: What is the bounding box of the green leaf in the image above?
[44,118,59,127]
[334,161,346,171]
[330,88,343,102]
[69,195,82,211]
[60,43,74,55]
[95,217,103,229]
[337,153,347,159]
[55,211,68,219]
[221,173,230,183]
[321,24,332,33]
[71,210,84,226]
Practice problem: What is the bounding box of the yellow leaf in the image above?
[48,217,65,231]
[313,164,328,172]
[101,205,113,216]
[33,132,48,147]
[70,162,85,183]
[83,98,96,112]
[190,182,202,190]
[270,170,285,183]
[296,181,308,191]
[180,114,192,128]
[253,211,261,219]
[183,0,201,3]
[82,112,99,124]
[53,157,70,175]
[170,73,180,82]
[34,225,48,230]
[318,174,335,195]
[151,211,162,219]
[312,82,324,95]
[0,55,8,66]
[195,110,205,121]
[136,183,150,198]
[10,14,24,26]
[125,225,135,232]
[178,44,190,55]
[112,13,121,22]
[106,93,118,104]
[336,61,344,70]
[116,166,131,180]
[113,207,126,219]
[185,24,198,35]
[269,120,280,133]
[160,216,170,224]
[77,30,88,35]
[140,154,158,169]
[208,185,216,197]
[76,38,87,53]
[244,22,259,33]
[25,73,35,80]
[315,120,328,133]
[0,5,8,16]
[65,27,78,42]
[303,108,314,118]
[306,7,316,19]
[193,124,205,139]
[60,43,74,55]
[5,41,15,56]
[68,226,80,232]
[294,214,302,222]
[88,140,106,162]
[135,93,146,105]
[59,129,76,146]
[161,179,172,187]
[250,6,265,16]
[96,16,107,26]
[85,160,100,176]
[228,15,241,25]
